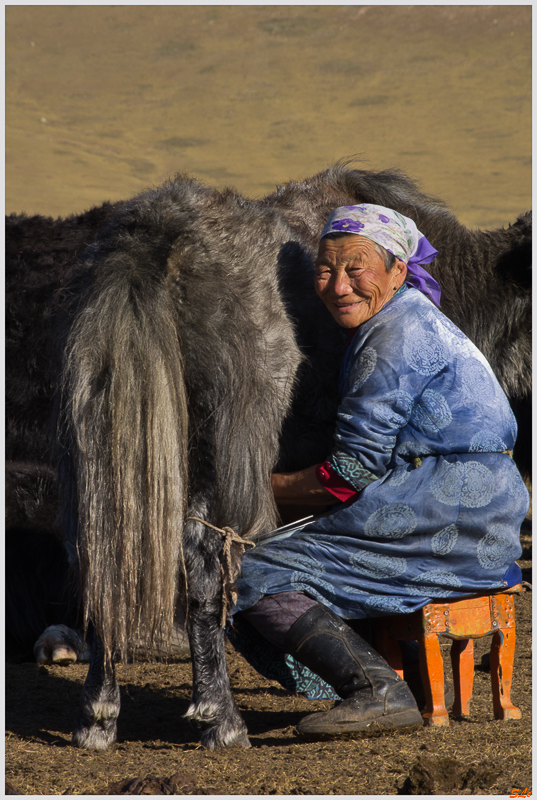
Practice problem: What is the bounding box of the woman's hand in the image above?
[271,465,340,506]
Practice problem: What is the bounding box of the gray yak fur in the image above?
[5,164,531,750]
[56,178,308,749]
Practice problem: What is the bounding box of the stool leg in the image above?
[375,629,404,679]
[450,638,474,716]
[490,629,521,720]
[419,632,449,727]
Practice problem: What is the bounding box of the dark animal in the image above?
[5,165,531,750]
[5,461,80,660]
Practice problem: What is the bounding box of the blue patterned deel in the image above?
[234,286,527,621]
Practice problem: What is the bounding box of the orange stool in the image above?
[375,585,522,727]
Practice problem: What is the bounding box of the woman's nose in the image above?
[331,271,352,295]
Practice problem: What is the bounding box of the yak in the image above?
[5,165,531,749]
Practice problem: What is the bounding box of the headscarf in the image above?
[320,204,441,306]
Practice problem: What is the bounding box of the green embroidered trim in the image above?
[227,618,339,700]
[327,449,378,492]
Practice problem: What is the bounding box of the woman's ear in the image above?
[393,258,407,289]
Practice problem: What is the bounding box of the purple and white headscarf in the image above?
[320,204,441,306]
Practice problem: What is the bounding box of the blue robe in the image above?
[234,286,527,621]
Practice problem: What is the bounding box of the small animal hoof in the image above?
[34,625,90,666]
[51,646,78,666]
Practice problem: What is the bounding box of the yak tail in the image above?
[58,253,188,662]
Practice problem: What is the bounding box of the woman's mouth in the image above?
[335,300,363,311]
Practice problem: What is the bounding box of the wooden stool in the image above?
[375,585,522,727]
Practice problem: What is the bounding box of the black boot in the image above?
[283,604,423,739]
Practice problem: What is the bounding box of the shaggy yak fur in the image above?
[5,165,531,749]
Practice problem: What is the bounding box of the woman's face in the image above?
[314,235,407,329]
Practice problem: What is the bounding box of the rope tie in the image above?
[186,516,255,627]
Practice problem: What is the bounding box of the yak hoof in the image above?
[72,695,120,751]
[72,718,117,751]
[200,724,251,750]
[229,731,252,749]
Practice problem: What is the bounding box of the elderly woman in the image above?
[231,204,528,739]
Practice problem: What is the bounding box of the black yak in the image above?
[5,165,531,749]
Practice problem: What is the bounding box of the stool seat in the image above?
[376,585,522,727]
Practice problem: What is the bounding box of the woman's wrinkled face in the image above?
[314,235,407,329]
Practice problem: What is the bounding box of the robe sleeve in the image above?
[328,321,429,481]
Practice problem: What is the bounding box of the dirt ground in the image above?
[5,556,532,796]
[5,4,532,796]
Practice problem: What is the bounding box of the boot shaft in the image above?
[283,603,402,698]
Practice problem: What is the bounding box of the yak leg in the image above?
[185,604,250,749]
[183,517,250,750]
[71,629,120,750]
